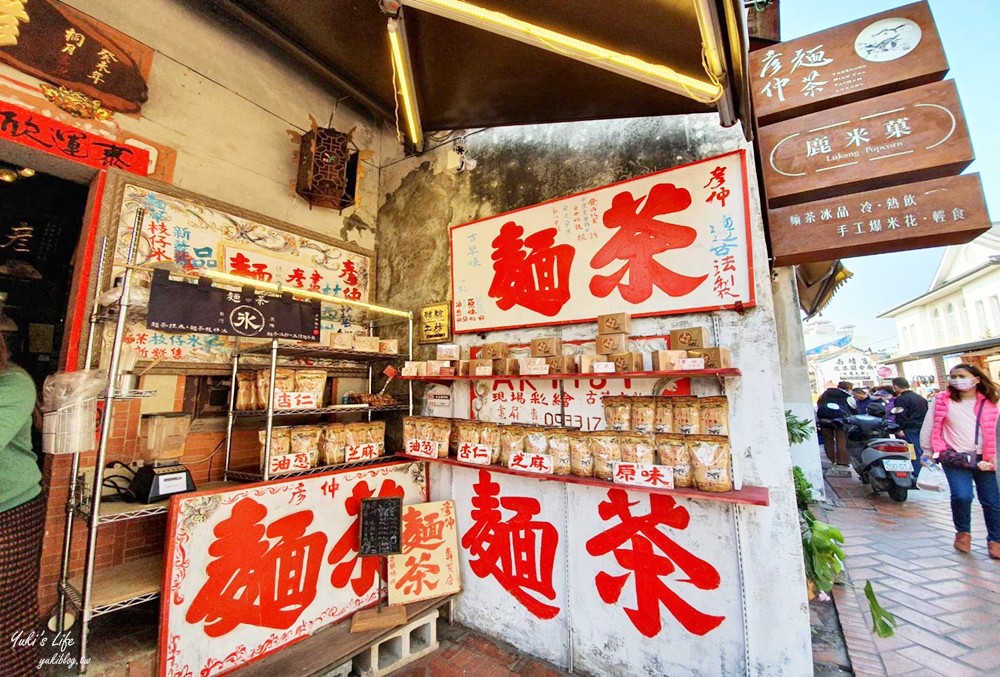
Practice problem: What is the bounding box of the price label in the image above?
[475,365,493,376]
[269,452,311,475]
[457,443,493,465]
[406,439,440,459]
[346,443,383,463]
[593,362,616,373]
[273,391,320,410]
[507,452,553,475]
[612,462,674,489]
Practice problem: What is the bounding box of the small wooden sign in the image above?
[769,173,990,267]
[759,79,973,208]
[358,497,403,556]
[750,1,948,126]
[419,303,451,344]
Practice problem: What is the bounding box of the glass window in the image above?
[933,308,945,344]
[976,300,989,337]
[960,303,971,338]
[946,303,959,342]
[991,296,1000,330]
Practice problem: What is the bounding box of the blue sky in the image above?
[780,0,998,351]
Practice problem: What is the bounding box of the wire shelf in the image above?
[233,403,409,418]
[238,343,403,362]
[227,455,404,483]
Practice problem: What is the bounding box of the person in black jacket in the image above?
[817,381,855,420]
[892,377,929,477]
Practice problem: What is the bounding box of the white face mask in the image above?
[949,377,977,391]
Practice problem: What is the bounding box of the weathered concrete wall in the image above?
[377,116,812,675]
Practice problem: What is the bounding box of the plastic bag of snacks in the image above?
[480,422,501,463]
[653,397,674,433]
[320,424,346,465]
[236,371,257,411]
[293,369,328,406]
[620,432,656,464]
[500,426,526,466]
[688,435,733,492]
[547,430,571,475]
[256,368,295,408]
[431,418,452,458]
[525,427,550,456]
[592,433,622,480]
[368,420,386,455]
[603,396,632,431]
[569,431,594,477]
[344,423,370,461]
[258,426,291,469]
[672,397,701,435]
[409,417,450,458]
[656,433,692,487]
[455,420,480,446]
[630,397,656,433]
[291,426,322,466]
[698,397,729,436]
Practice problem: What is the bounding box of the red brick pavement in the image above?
[824,474,1000,676]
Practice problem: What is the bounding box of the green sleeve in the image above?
[0,368,36,449]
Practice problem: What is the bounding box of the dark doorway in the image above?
[0,158,89,390]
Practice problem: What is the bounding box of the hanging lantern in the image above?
[295,125,359,212]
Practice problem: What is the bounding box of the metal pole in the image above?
[55,453,81,633]
[83,236,109,369]
[224,350,239,481]
[78,208,145,672]
[408,315,414,416]
[263,338,279,481]
[367,321,374,422]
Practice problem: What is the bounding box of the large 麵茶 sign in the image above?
[769,173,990,266]
[750,1,947,126]
[759,79,973,208]
[450,151,753,333]
[386,500,462,605]
[161,462,427,677]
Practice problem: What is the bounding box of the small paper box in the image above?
[593,361,616,373]
[580,354,604,374]
[597,312,631,335]
[330,333,355,350]
[676,357,706,370]
[687,347,732,369]
[458,360,472,376]
[471,359,494,376]
[652,350,688,371]
[378,339,399,354]
[439,367,456,377]
[493,358,520,375]
[519,357,550,375]
[595,333,628,355]
[403,361,427,376]
[609,352,643,372]
[426,360,452,376]
[353,335,381,353]
[480,342,510,359]
[670,327,711,350]
[530,337,562,357]
[436,343,462,361]
[545,355,578,374]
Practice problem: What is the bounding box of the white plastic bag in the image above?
[917,463,946,492]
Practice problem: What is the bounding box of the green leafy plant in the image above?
[785,410,814,446]
[864,581,898,638]
[793,466,816,510]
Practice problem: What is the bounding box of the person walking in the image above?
[893,377,929,478]
[0,336,44,675]
[919,364,1000,559]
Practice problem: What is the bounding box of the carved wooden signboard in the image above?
[750,1,948,125]
[759,79,973,208]
[769,173,991,266]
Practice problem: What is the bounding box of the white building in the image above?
[879,224,1000,386]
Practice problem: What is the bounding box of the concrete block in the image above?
[352,609,439,677]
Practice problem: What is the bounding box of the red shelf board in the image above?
[400,454,769,506]
[399,368,741,384]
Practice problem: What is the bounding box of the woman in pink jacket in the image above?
[920,363,1000,558]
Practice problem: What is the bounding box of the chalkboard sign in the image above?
[147,268,321,341]
[358,497,403,556]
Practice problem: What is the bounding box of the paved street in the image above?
[825,474,1000,676]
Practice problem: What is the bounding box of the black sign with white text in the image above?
[358,497,403,557]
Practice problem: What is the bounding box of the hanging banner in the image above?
[759,79,973,208]
[147,269,321,341]
[450,151,753,334]
[386,500,462,606]
[750,1,947,126]
[160,462,427,677]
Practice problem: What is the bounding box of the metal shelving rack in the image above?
[223,302,414,483]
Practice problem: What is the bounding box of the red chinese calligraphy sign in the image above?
[161,462,426,677]
[450,151,753,333]
[387,500,462,605]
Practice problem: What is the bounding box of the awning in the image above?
[796,261,853,320]
[885,337,1000,364]
[209,0,750,139]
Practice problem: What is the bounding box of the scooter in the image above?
[819,403,913,502]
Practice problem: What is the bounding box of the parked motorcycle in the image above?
[818,403,913,502]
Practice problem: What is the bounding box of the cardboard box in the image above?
[609,352,643,372]
[595,332,629,355]
[402,361,427,376]
[426,360,452,376]
[676,357,706,370]
[330,332,355,350]
[480,342,510,359]
[597,312,631,335]
[530,337,562,357]
[519,357,549,375]
[493,358,520,375]
[669,327,711,350]
[379,339,399,354]
[687,347,732,369]
[436,343,461,361]
[471,359,494,376]
[545,355,578,374]
[652,350,689,371]
[458,360,472,376]
[353,335,381,353]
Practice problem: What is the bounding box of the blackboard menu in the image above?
[147,268,321,341]
[358,497,403,556]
